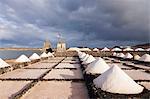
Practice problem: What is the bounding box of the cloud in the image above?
[0,0,149,48]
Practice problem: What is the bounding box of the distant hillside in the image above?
[133,43,150,49]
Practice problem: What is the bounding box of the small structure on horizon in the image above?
[56,33,66,52]
[42,39,52,52]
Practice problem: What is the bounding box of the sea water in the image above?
[0,50,42,59]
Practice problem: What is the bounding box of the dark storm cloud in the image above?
[0,0,149,48]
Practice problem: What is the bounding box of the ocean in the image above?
[0,50,42,60]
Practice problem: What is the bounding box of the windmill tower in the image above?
[42,33,52,52]
[56,33,66,52]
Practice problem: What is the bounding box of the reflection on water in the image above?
[0,50,42,60]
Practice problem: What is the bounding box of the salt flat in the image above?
[108,63,132,69]
[138,82,150,90]
[124,70,150,80]
[0,81,31,99]
[55,63,80,69]
[21,81,89,99]
[25,62,57,69]
[0,69,48,79]
[43,69,83,80]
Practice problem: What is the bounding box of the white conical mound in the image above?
[112,48,122,51]
[0,58,10,68]
[79,52,86,59]
[139,54,150,62]
[47,52,54,57]
[93,65,144,94]
[113,52,117,56]
[134,55,141,60]
[124,53,133,59]
[29,53,40,60]
[82,55,96,64]
[123,48,134,51]
[135,48,145,51]
[118,53,125,58]
[40,52,48,58]
[85,58,110,74]
[93,48,99,52]
[101,47,110,51]
[81,54,89,61]
[16,55,31,62]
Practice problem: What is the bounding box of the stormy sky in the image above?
[0,0,149,48]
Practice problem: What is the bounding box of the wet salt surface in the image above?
[24,63,57,69]
[0,69,48,79]
[0,81,31,99]
[138,82,150,90]
[124,70,150,80]
[43,69,83,80]
[21,81,89,99]
[55,63,80,69]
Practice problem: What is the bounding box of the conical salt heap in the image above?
[82,55,96,64]
[134,55,141,60]
[47,52,54,57]
[81,54,89,62]
[79,52,86,59]
[85,58,110,74]
[124,53,133,59]
[0,58,10,68]
[16,54,31,62]
[29,53,40,60]
[113,52,117,56]
[93,64,144,94]
[118,53,125,58]
[101,47,110,51]
[40,52,48,58]
[139,54,150,62]
[93,48,99,52]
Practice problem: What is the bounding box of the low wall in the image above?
[54,51,150,57]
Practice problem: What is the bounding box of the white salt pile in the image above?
[47,52,54,57]
[93,64,144,94]
[82,55,96,64]
[85,58,110,74]
[78,52,86,59]
[113,52,117,56]
[111,48,122,51]
[0,58,10,68]
[16,55,31,63]
[101,47,110,51]
[40,52,48,58]
[93,48,99,52]
[81,54,90,62]
[134,55,141,60]
[124,53,133,59]
[139,54,150,62]
[135,48,145,51]
[29,53,40,60]
[118,53,125,58]
[79,48,91,51]
[146,48,150,51]
[123,48,134,51]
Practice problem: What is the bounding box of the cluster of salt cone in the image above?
[16,52,54,63]
[77,51,144,94]
[113,52,150,62]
